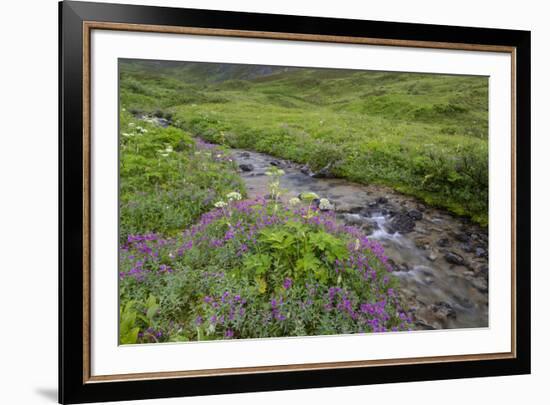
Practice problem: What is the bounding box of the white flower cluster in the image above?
[157,145,173,157]
[319,198,333,211]
[136,126,148,134]
[214,201,228,208]
[226,191,242,201]
[288,197,301,206]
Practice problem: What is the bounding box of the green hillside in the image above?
[120,59,489,224]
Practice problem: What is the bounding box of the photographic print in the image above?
[118,59,489,344]
[60,3,530,401]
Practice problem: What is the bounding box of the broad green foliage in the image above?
[119,301,140,344]
[119,198,411,342]
[119,60,489,224]
[254,221,348,288]
[119,295,165,344]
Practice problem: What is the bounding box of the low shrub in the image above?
[119,196,412,342]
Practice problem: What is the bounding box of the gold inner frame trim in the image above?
[82,20,517,384]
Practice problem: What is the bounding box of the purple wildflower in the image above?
[283,278,292,290]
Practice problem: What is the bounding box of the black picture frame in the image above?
[59,1,531,403]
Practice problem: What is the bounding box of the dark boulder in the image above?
[300,165,314,176]
[376,196,389,204]
[388,213,416,234]
[444,251,465,266]
[475,247,488,258]
[437,237,451,247]
[455,232,470,243]
[239,164,254,172]
[407,209,423,221]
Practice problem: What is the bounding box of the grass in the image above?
[118,110,245,241]
[120,59,489,225]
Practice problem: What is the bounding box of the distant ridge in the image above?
[120,59,301,83]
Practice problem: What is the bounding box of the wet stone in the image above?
[475,247,488,258]
[239,164,254,172]
[299,165,314,176]
[437,238,451,247]
[444,251,465,265]
[455,232,470,243]
[388,213,416,234]
[407,209,423,221]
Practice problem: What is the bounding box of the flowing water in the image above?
[231,148,489,330]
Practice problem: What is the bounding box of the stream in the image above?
[230,148,489,331]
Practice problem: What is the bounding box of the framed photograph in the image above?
[59,1,531,403]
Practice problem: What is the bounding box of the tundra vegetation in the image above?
[118,60,487,343]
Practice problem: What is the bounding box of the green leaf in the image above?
[296,251,322,273]
[120,327,140,344]
[255,276,267,294]
[243,253,272,276]
[146,305,159,321]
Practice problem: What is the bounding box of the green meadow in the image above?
[120,60,488,225]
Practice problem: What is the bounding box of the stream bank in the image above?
[231,147,489,331]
